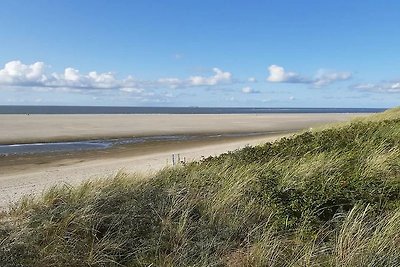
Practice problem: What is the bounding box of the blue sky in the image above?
[0,0,399,108]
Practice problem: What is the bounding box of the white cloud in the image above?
[157,67,232,89]
[241,86,260,94]
[157,77,183,89]
[353,81,400,93]
[0,60,234,94]
[120,88,144,93]
[393,83,400,89]
[313,70,352,87]
[189,68,231,86]
[49,68,119,89]
[266,64,351,87]
[88,71,117,86]
[248,77,257,83]
[0,60,125,90]
[64,68,80,82]
[0,60,47,85]
[267,65,305,83]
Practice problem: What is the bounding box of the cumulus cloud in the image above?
[241,86,260,94]
[157,68,232,89]
[267,65,306,83]
[0,60,47,85]
[313,69,352,87]
[188,68,231,86]
[49,68,120,89]
[0,60,233,93]
[353,81,400,93]
[0,60,126,91]
[266,64,351,87]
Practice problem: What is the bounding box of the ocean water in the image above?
[0,105,387,114]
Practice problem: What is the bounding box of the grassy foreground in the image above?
[1,109,400,267]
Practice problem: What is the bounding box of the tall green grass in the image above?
[1,108,400,266]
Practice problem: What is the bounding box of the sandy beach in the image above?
[0,113,360,144]
[0,113,365,208]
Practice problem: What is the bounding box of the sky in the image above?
[0,0,399,108]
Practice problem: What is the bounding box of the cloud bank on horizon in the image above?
[0,60,233,91]
[0,60,358,91]
[1,59,399,107]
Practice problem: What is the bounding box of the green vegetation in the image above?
[1,108,400,266]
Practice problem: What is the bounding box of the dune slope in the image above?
[0,108,399,266]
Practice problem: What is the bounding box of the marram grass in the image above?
[1,108,400,266]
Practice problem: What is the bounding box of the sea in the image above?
[0,105,387,114]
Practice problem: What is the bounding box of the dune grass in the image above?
[1,108,400,266]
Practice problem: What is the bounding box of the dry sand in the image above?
[0,113,366,208]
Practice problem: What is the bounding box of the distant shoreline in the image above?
[0,105,386,114]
